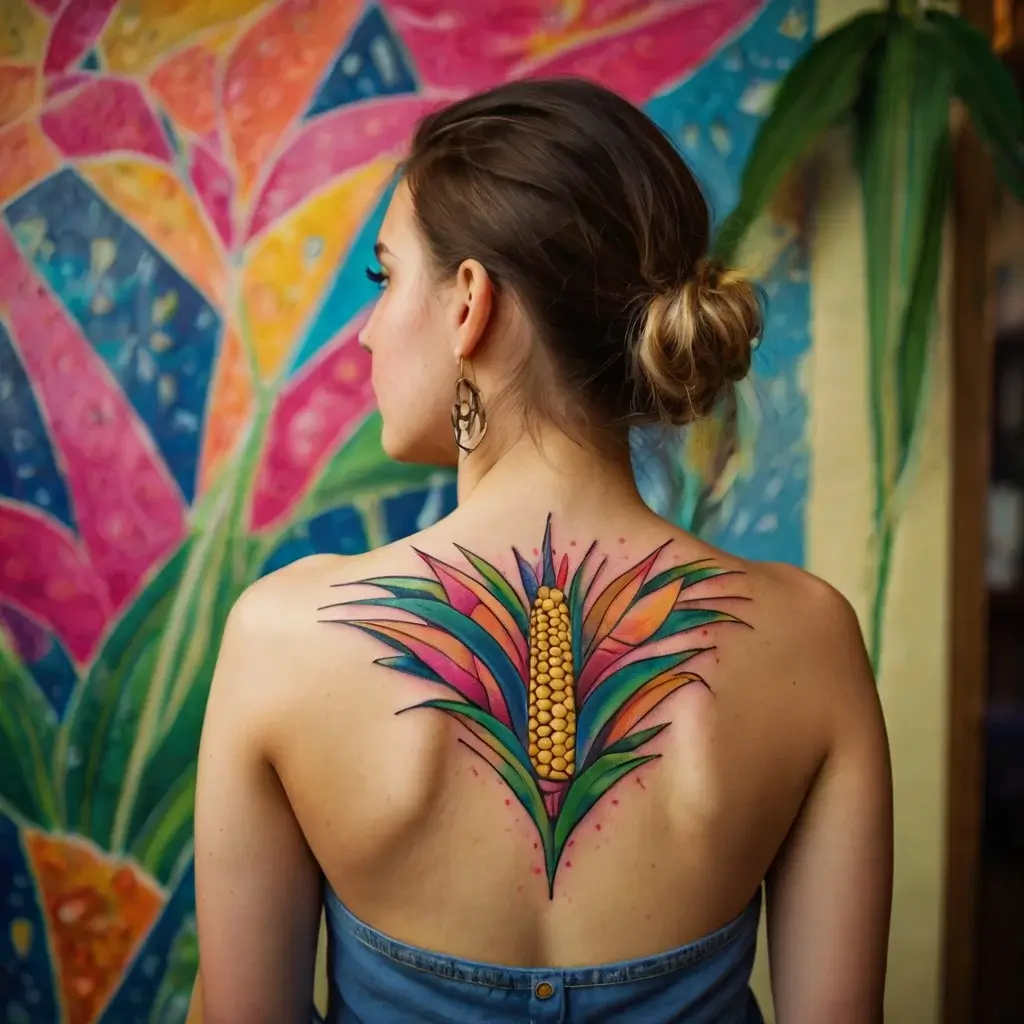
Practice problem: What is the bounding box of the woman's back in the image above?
[193,77,892,1024]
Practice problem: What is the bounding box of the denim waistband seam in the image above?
[335,895,758,991]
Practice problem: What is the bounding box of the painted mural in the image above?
[0,1,812,1020]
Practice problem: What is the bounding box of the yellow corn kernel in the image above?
[526,587,576,781]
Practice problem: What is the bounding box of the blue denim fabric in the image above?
[319,887,764,1023]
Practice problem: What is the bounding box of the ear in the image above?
[451,259,494,362]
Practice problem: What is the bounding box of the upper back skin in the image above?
[232,494,869,971]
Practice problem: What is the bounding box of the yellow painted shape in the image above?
[242,158,394,379]
[0,0,49,65]
[0,65,37,129]
[78,158,227,306]
[199,324,254,492]
[99,0,269,75]
[0,121,60,207]
[10,917,32,959]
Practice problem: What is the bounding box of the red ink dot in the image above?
[504,798,511,806]
[568,839,575,848]
[702,629,708,636]
[612,799,619,806]
[533,866,543,875]
[533,548,539,556]
[565,861,573,869]
[533,841,539,849]
[595,824,602,831]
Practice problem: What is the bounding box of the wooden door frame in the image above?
[941,0,999,1020]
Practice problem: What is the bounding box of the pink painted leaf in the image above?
[189,143,234,249]
[0,500,111,663]
[381,0,760,101]
[41,79,173,163]
[0,226,186,608]
[44,0,119,74]
[246,94,443,241]
[248,317,375,531]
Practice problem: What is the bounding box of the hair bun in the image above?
[633,258,762,426]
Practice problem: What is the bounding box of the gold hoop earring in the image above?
[451,358,487,454]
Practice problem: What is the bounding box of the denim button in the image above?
[535,981,555,999]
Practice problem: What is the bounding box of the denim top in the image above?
[318,885,764,1023]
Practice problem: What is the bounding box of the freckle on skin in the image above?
[570,540,577,546]
[618,537,626,544]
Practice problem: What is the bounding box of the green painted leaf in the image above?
[342,597,528,741]
[129,764,197,885]
[0,633,59,828]
[927,10,1024,202]
[58,544,191,844]
[600,722,670,757]
[414,698,552,868]
[553,750,659,865]
[123,533,250,858]
[638,561,736,599]
[295,413,450,526]
[350,576,446,602]
[453,545,530,637]
[567,542,597,669]
[650,608,740,643]
[150,915,198,1024]
[375,654,445,683]
[577,652,698,760]
[714,10,887,262]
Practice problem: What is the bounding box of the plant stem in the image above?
[869,518,895,673]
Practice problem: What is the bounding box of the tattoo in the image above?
[319,515,746,895]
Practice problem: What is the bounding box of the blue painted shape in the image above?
[382,482,458,542]
[79,49,101,71]
[0,814,58,1024]
[3,168,220,506]
[99,860,196,1024]
[643,0,813,567]
[0,322,75,529]
[288,181,393,376]
[306,5,418,119]
[308,504,369,555]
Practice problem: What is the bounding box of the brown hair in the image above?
[404,77,762,431]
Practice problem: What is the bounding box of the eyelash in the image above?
[365,267,388,288]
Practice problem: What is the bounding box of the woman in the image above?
[192,78,893,1024]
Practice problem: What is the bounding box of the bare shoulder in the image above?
[714,554,877,709]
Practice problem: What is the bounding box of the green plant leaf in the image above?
[58,544,191,844]
[927,9,1024,201]
[856,23,953,665]
[0,633,60,828]
[714,10,887,262]
[600,722,670,757]
[553,750,659,868]
[567,542,597,670]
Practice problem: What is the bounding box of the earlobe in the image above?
[453,258,493,361]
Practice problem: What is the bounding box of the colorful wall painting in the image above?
[0,1,812,1020]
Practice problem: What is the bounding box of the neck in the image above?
[455,420,647,523]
